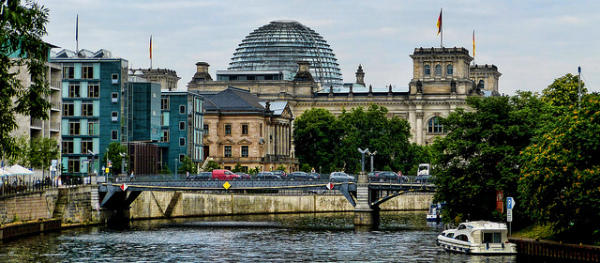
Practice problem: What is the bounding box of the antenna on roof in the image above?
[76,15,79,53]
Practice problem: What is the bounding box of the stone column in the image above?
[354,171,378,230]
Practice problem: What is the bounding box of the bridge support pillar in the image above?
[354,171,379,230]
[101,208,131,228]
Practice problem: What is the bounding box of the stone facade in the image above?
[188,47,501,146]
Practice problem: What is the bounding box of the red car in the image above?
[212,169,239,180]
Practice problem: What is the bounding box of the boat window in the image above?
[446,233,454,238]
[455,234,469,242]
[457,224,466,230]
[483,232,502,243]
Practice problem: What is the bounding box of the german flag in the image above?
[437,9,442,36]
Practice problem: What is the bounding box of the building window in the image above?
[446,64,453,75]
[81,140,93,154]
[63,102,74,117]
[428,117,445,134]
[180,105,186,114]
[88,120,98,135]
[82,64,94,79]
[82,101,93,116]
[179,121,186,131]
[435,65,442,76]
[179,137,185,146]
[242,124,249,135]
[111,92,118,103]
[111,130,118,140]
[62,141,74,154]
[161,98,169,110]
[179,154,186,163]
[111,74,119,84]
[478,80,485,90]
[204,124,209,135]
[111,111,118,121]
[260,123,263,137]
[88,83,99,98]
[68,83,80,97]
[225,124,231,135]
[241,146,249,157]
[68,158,80,173]
[63,65,75,79]
[424,65,431,76]
[161,130,170,142]
[224,146,232,157]
[69,122,80,135]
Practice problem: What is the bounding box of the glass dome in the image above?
[229,20,343,87]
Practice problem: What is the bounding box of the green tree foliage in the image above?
[518,93,600,241]
[275,164,286,172]
[232,163,243,173]
[28,137,59,169]
[102,142,127,174]
[300,163,311,173]
[541,73,587,108]
[334,104,412,173]
[159,165,172,175]
[178,156,198,174]
[293,105,415,174]
[204,160,220,172]
[433,93,547,223]
[0,1,52,159]
[293,108,339,173]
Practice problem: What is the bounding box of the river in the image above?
[0,211,558,262]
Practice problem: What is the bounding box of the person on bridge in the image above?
[130,170,135,181]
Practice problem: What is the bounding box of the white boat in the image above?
[427,203,442,222]
[437,221,517,254]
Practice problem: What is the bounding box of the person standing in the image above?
[130,170,135,181]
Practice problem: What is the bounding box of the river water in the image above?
[0,211,557,262]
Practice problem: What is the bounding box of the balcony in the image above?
[50,122,61,131]
[50,80,62,90]
[51,99,62,111]
[30,118,43,129]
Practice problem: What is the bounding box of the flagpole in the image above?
[149,35,153,69]
[76,15,79,53]
[472,30,475,65]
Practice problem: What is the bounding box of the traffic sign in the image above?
[507,197,516,210]
[223,182,231,190]
[326,182,334,190]
[507,209,513,222]
[120,183,128,191]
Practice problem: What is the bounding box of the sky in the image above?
[38,0,600,95]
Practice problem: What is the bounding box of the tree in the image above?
[159,165,172,175]
[102,142,127,175]
[334,104,411,173]
[178,156,198,174]
[28,137,59,170]
[518,93,600,242]
[541,73,587,108]
[293,108,340,174]
[204,160,220,172]
[432,93,547,223]
[1,1,52,160]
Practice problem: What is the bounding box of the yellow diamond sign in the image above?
[223,181,231,190]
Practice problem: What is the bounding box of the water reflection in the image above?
[0,211,555,262]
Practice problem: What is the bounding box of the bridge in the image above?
[98,172,436,228]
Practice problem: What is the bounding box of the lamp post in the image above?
[119,152,127,174]
[368,151,377,173]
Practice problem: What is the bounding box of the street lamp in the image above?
[368,151,377,173]
[119,152,127,174]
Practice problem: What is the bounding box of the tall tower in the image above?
[409,47,473,94]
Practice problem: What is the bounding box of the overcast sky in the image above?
[39,0,599,95]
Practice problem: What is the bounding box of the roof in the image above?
[204,87,268,112]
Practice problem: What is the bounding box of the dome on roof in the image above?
[229,20,343,86]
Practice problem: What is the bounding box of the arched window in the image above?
[446,64,453,75]
[428,117,445,134]
[435,64,442,76]
[424,65,431,76]
[478,80,485,90]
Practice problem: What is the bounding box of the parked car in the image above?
[307,172,321,180]
[212,169,239,180]
[415,174,436,184]
[236,172,251,179]
[368,171,399,181]
[256,172,281,180]
[188,172,212,181]
[329,172,355,182]
[288,171,312,180]
[272,170,287,179]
